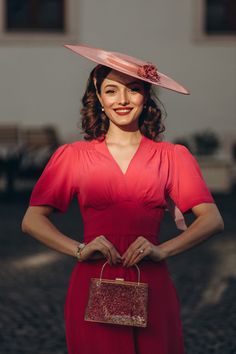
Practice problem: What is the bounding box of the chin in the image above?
[116,121,137,128]
[113,117,139,125]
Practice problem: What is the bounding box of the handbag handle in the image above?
[99,261,141,285]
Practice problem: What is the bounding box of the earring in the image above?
[144,105,147,109]
[101,107,104,112]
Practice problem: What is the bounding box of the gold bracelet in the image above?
[75,243,86,262]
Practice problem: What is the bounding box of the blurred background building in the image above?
[0,0,235,194]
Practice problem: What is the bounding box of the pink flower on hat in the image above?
[137,63,160,83]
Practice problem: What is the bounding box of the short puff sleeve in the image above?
[167,144,214,213]
[29,144,78,213]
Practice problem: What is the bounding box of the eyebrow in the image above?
[104,81,143,88]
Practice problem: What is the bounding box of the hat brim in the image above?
[65,44,190,95]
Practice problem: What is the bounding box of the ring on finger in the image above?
[139,248,144,254]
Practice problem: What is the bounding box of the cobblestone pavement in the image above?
[0,191,235,354]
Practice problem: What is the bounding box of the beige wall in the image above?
[0,0,235,145]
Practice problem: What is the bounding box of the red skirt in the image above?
[64,259,184,354]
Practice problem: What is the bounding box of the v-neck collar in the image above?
[94,134,146,176]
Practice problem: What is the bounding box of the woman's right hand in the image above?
[79,235,122,265]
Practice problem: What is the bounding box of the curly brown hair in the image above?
[80,65,166,141]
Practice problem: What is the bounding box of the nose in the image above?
[119,89,129,106]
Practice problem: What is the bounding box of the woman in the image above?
[22,44,224,354]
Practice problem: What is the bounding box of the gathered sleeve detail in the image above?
[29,144,79,213]
[167,144,214,213]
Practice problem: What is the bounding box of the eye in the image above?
[129,86,142,93]
[105,90,116,95]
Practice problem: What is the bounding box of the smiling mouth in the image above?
[114,108,133,115]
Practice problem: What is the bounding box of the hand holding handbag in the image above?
[84,261,148,327]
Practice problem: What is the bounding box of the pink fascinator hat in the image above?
[64,44,190,95]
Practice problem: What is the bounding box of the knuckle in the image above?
[98,244,105,252]
[95,235,105,243]
[101,246,107,253]
[104,249,110,256]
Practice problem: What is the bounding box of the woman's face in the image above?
[96,70,147,129]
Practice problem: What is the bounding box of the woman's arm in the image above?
[156,203,224,259]
[22,206,121,264]
[22,206,80,257]
[122,203,224,266]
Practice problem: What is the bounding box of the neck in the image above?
[106,129,142,145]
[105,124,142,145]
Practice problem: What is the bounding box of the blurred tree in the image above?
[193,130,220,156]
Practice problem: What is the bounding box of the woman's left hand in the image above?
[122,236,167,267]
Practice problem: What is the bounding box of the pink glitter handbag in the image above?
[85,261,148,327]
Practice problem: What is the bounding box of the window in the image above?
[0,0,78,43]
[195,0,236,41]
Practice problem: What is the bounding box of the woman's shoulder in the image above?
[144,138,192,161]
[145,137,175,151]
[49,140,95,162]
[52,139,96,156]
[146,137,189,153]
[45,140,97,170]
[69,139,97,151]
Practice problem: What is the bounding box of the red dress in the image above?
[30,135,214,354]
